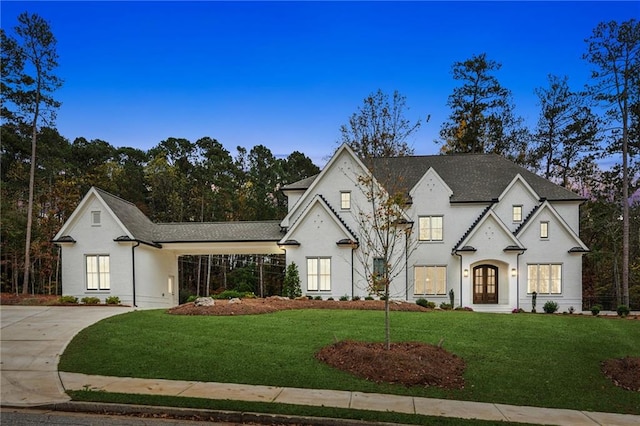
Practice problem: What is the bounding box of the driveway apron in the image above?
[1,306,131,407]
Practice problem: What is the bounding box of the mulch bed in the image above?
[316,340,466,389]
[601,356,640,392]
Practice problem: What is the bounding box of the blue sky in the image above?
[1,1,637,166]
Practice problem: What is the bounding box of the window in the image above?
[307,257,331,291]
[414,266,447,295]
[512,205,522,222]
[340,191,351,210]
[86,255,110,290]
[540,221,549,239]
[418,216,443,241]
[527,264,561,294]
[91,211,101,226]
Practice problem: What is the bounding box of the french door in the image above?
[473,265,498,304]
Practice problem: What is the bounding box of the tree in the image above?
[584,19,640,307]
[533,75,601,187]
[1,12,63,294]
[339,89,421,158]
[438,53,528,162]
[283,262,301,299]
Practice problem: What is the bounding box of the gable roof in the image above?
[55,187,283,247]
[369,153,584,203]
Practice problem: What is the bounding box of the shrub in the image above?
[448,289,455,307]
[59,295,78,304]
[364,296,374,301]
[568,306,575,314]
[455,306,474,311]
[352,295,361,301]
[327,297,334,301]
[531,291,537,313]
[186,295,198,303]
[313,296,322,300]
[416,298,430,308]
[543,300,558,314]
[213,290,245,300]
[590,304,601,316]
[439,302,452,310]
[283,262,302,299]
[81,296,101,305]
[179,289,192,304]
[512,308,525,313]
[616,305,630,317]
[105,296,120,305]
[339,295,349,301]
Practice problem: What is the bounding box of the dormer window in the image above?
[512,205,522,223]
[91,211,101,226]
[340,191,351,210]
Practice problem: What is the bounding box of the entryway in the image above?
[473,265,498,304]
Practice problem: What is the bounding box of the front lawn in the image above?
[59,309,640,414]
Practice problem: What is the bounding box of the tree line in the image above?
[1,12,638,308]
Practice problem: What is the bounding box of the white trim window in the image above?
[414,266,447,295]
[418,216,443,241]
[91,211,101,226]
[512,205,522,223]
[307,257,331,291]
[527,264,561,294]
[540,221,549,239]
[86,255,110,290]
[168,275,175,295]
[340,191,351,210]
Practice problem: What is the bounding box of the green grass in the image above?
[59,309,640,415]
[68,390,535,426]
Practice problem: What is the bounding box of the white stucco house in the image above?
[54,144,588,311]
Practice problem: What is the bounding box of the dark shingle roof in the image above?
[281,174,318,191]
[369,154,584,202]
[94,188,282,244]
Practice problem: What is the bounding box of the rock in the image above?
[194,297,215,307]
[228,297,242,304]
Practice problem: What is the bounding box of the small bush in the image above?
[416,298,430,308]
[339,295,349,301]
[352,295,361,301]
[327,297,334,301]
[590,305,601,316]
[105,296,120,305]
[283,262,302,299]
[543,300,558,314]
[59,295,78,304]
[455,306,474,311]
[439,302,452,310]
[186,295,198,303]
[364,296,374,301]
[81,296,101,305]
[313,296,322,300]
[616,305,630,317]
[213,290,244,300]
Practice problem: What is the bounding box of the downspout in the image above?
[405,234,409,300]
[455,251,463,308]
[516,251,523,310]
[132,241,140,307]
[351,247,355,299]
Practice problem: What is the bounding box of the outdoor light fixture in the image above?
[463,269,469,277]
[511,268,517,277]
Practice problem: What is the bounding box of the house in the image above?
[54,144,588,312]
[279,144,588,312]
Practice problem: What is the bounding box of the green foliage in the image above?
[543,301,559,314]
[590,305,601,316]
[327,297,334,301]
[439,302,453,310]
[616,305,630,317]
[282,262,302,299]
[59,295,78,304]
[186,295,198,303]
[364,296,374,301]
[313,296,322,301]
[415,298,436,309]
[105,296,120,305]
[339,295,349,301]
[352,296,361,301]
[227,265,257,294]
[81,296,100,305]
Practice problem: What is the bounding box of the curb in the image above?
[39,401,414,426]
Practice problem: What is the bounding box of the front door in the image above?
[473,265,498,304]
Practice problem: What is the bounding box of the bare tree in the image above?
[584,19,639,306]
[1,13,62,293]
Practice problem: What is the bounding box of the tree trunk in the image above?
[22,126,37,294]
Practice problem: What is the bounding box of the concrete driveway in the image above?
[1,306,131,407]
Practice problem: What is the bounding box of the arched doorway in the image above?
[473,265,498,304]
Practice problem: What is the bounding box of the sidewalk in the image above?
[60,372,640,426]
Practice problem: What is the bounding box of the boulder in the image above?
[194,297,215,307]
[228,297,242,304]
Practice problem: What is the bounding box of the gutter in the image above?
[132,241,140,308]
[454,251,463,308]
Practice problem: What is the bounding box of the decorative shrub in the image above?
[543,300,559,314]
[283,262,302,299]
[327,297,334,301]
[616,305,630,317]
[81,296,101,305]
[454,306,474,311]
[105,296,120,305]
[339,295,349,301]
[59,295,78,304]
[416,298,430,308]
[448,289,455,307]
[439,302,453,310]
[512,308,525,313]
[186,295,198,303]
[590,305,601,316]
[364,296,374,301]
[213,290,245,300]
[531,291,537,313]
[314,296,322,300]
[352,295,361,301]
